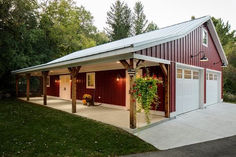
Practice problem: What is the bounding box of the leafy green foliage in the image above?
[0,0,108,93]
[0,99,157,156]
[132,74,160,123]
[212,17,236,96]
[106,0,132,41]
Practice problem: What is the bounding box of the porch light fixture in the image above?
[191,51,208,62]
[214,61,225,66]
[116,74,121,81]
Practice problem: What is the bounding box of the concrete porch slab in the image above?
[18,96,166,130]
[135,102,236,150]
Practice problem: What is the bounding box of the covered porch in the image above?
[13,47,171,129]
[19,96,166,130]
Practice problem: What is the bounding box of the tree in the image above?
[212,17,236,95]
[0,0,108,94]
[105,0,132,41]
[145,21,159,32]
[40,0,98,57]
[0,0,44,92]
[132,1,148,35]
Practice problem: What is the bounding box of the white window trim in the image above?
[86,72,95,89]
[46,76,50,87]
[202,28,208,47]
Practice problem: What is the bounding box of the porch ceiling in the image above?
[23,59,162,76]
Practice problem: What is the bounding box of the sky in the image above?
[74,0,236,32]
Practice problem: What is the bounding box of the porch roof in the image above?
[12,15,228,74]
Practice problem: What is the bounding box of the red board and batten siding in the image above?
[47,75,60,97]
[47,69,126,106]
[136,23,223,112]
[76,69,126,106]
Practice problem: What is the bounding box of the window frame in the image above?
[184,69,192,79]
[86,72,95,89]
[202,28,208,47]
[193,71,199,80]
[177,68,183,79]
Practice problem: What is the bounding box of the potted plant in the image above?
[82,94,94,106]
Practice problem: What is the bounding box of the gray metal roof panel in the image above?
[49,16,210,64]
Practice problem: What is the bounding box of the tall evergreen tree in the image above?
[105,0,132,41]
[133,1,148,35]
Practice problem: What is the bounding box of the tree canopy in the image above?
[212,17,236,94]
[0,0,108,92]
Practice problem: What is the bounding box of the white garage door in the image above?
[206,72,220,105]
[176,68,200,115]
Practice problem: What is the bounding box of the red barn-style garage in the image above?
[12,16,228,129]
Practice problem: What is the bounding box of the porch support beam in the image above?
[160,63,167,77]
[120,59,136,129]
[68,66,81,113]
[160,64,170,118]
[42,71,49,105]
[26,73,30,101]
[16,75,19,97]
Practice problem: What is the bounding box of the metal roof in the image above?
[12,15,228,74]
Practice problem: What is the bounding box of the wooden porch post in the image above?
[160,63,170,118]
[68,66,81,113]
[26,73,30,101]
[120,59,136,129]
[16,75,19,97]
[42,71,49,105]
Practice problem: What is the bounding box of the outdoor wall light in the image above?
[214,61,225,66]
[191,51,208,62]
[116,74,121,81]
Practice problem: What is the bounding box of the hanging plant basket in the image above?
[132,74,161,123]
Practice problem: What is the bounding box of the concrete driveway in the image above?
[135,102,236,150]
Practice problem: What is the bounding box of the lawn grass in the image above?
[0,99,156,157]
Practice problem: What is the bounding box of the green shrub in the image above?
[223,92,236,103]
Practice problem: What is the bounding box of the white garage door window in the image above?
[176,68,200,115]
[206,72,219,105]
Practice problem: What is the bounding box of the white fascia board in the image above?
[176,62,204,70]
[207,19,228,66]
[206,68,222,74]
[12,47,134,74]
[133,54,170,64]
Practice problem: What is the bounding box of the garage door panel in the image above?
[176,68,200,115]
[206,72,220,105]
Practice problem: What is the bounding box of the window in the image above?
[86,73,95,89]
[46,76,50,87]
[184,69,191,79]
[206,73,209,80]
[193,71,199,79]
[177,69,183,78]
[209,73,213,80]
[202,28,208,47]
[214,74,218,80]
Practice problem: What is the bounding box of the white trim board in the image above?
[133,54,170,64]
[176,62,204,70]
[206,68,221,74]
